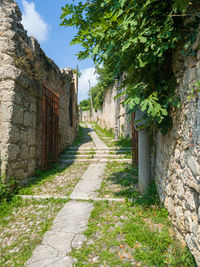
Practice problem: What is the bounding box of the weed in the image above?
[0,177,19,202]
[93,123,132,149]
[113,138,132,148]
[71,157,195,266]
[72,125,84,146]
[71,198,196,267]
[135,180,160,206]
[99,162,138,199]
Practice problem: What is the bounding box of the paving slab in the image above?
[70,163,106,198]
[26,201,94,267]
[89,127,108,149]
[26,124,125,267]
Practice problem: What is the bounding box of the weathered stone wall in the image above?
[0,0,78,182]
[154,45,200,262]
[80,84,131,138]
[80,110,92,123]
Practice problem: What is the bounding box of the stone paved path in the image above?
[26,124,110,267]
[59,126,132,164]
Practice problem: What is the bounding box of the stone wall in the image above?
[80,83,131,138]
[0,0,78,182]
[154,44,200,262]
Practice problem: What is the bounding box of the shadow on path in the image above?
[20,125,93,191]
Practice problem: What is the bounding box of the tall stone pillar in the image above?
[135,110,151,193]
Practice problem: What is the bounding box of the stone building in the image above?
[0,0,79,183]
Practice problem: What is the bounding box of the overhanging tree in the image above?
[60,0,198,134]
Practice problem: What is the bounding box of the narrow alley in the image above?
[0,124,195,266]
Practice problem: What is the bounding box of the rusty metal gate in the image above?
[41,85,59,169]
[132,112,138,165]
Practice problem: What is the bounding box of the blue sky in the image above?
[15,0,98,102]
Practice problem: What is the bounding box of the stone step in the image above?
[59,158,132,163]
[62,150,130,155]
[60,155,94,159]
[93,154,129,158]
[63,150,96,154]
[67,147,96,150]
[67,147,132,151]
[60,154,130,159]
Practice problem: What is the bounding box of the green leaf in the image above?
[139,36,147,43]
[174,0,189,13]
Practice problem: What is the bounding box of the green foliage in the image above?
[0,177,19,202]
[188,79,200,99]
[136,180,160,206]
[61,0,199,134]
[94,124,114,138]
[71,200,196,266]
[79,99,91,110]
[174,0,190,12]
[113,138,132,148]
[71,125,84,146]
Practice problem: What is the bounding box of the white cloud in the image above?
[21,0,49,43]
[78,66,98,103]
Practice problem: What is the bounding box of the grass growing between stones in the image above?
[98,162,138,199]
[0,197,68,267]
[63,150,96,155]
[73,160,196,266]
[19,162,89,196]
[93,123,132,148]
[71,193,196,266]
[94,124,114,139]
[93,124,115,147]
[72,125,94,147]
[71,125,84,146]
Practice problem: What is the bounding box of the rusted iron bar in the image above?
[42,85,59,170]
